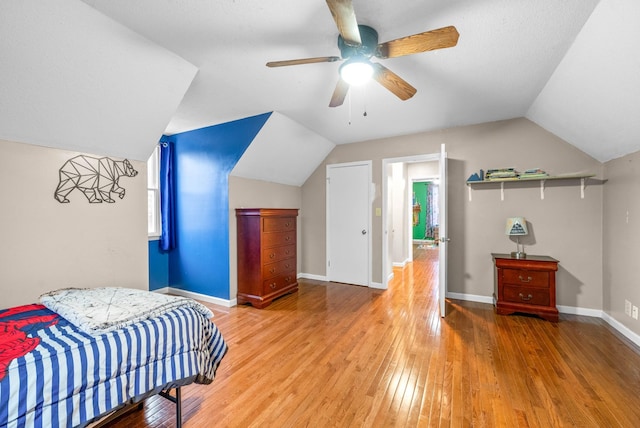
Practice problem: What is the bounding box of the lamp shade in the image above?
[505,217,528,236]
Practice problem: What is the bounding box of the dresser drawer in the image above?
[503,285,550,307]
[263,271,296,294]
[502,269,549,288]
[262,244,296,263]
[263,217,296,233]
[262,230,296,248]
[263,258,296,279]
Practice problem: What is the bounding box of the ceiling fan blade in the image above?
[266,56,341,67]
[376,26,459,59]
[372,63,417,101]
[329,78,350,107]
[326,0,361,46]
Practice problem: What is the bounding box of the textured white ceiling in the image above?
[528,0,640,162]
[4,0,640,171]
[0,0,197,161]
[231,112,335,186]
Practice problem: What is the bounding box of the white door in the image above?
[327,162,371,286]
[438,144,448,317]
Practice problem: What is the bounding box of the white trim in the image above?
[557,305,603,318]
[446,292,494,305]
[447,292,640,349]
[157,287,235,308]
[392,258,411,268]
[369,282,385,290]
[298,273,328,281]
[602,312,640,348]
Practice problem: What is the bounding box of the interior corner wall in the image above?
[301,118,604,310]
[228,175,302,300]
[164,113,271,300]
[0,139,148,309]
[603,150,640,337]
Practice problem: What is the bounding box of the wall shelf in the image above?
[466,174,597,201]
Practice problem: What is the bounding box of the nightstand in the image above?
[492,253,559,322]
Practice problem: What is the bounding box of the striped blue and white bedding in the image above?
[0,303,227,428]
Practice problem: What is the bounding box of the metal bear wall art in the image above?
[54,155,138,204]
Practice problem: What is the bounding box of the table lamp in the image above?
[505,217,528,259]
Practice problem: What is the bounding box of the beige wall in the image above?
[0,139,147,309]
[228,176,302,299]
[301,118,605,309]
[603,151,640,335]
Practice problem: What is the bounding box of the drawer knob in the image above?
[518,275,532,283]
[269,268,276,274]
[285,222,291,227]
[519,293,533,301]
[270,283,277,289]
[285,236,291,241]
[269,253,276,259]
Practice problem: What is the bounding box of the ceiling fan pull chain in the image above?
[363,85,368,117]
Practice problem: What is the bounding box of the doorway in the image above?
[382,148,448,317]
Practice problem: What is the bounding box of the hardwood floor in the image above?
[110,247,640,427]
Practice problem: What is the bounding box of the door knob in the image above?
[362,230,367,235]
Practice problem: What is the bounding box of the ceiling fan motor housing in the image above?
[338,25,379,59]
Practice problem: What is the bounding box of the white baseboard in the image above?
[155,287,235,308]
[369,282,386,290]
[602,312,640,348]
[297,273,327,281]
[392,258,411,268]
[446,292,494,304]
[557,305,603,318]
[448,292,640,349]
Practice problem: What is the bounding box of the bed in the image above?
[0,288,228,428]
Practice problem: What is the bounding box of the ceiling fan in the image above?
[266,0,459,107]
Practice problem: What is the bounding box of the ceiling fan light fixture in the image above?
[339,58,373,86]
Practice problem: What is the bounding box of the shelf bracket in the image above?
[581,178,585,199]
[540,179,546,200]
[500,182,504,201]
[468,185,472,202]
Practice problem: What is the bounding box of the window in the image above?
[147,146,161,237]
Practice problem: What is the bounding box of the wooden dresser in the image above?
[492,253,559,322]
[236,208,298,308]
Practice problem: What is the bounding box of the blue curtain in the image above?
[159,141,176,251]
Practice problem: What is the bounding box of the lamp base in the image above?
[510,251,527,259]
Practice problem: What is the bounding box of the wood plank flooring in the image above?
[109,247,640,427]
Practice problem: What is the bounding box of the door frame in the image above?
[326,160,372,287]
[381,153,440,289]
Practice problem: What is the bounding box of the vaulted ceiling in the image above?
[1,0,639,172]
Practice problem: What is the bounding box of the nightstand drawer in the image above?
[503,285,550,306]
[502,269,549,288]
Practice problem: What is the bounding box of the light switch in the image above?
[375,207,381,216]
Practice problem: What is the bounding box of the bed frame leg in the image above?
[176,387,182,428]
[159,386,182,428]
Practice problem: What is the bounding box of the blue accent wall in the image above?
[148,239,169,291]
[156,112,271,299]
